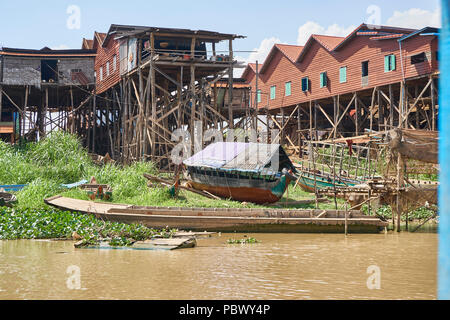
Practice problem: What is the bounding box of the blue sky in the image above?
[0,0,441,63]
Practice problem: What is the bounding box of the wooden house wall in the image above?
[0,56,95,88]
[95,39,121,94]
[244,35,438,111]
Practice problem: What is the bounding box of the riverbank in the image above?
[0,132,437,244]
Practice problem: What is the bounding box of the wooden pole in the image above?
[345,204,349,236]
[0,85,3,122]
[389,84,394,128]
[151,33,157,158]
[23,86,29,140]
[190,36,197,147]
[298,106,302,157]
[92,94,96,154]
[431,76,436,131]
[254,61,259,130]
[310,101,318,209]
[397,152,404,232]
[228,38,234,129]
[280,108,285,146]
[355,92,359,135]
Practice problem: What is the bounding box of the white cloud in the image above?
[296,22,356,46]
[247,37,284,64]
[236,36,283,78]
[386,8,441,29]
[51,44,70,50]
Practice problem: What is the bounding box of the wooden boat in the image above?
[183,143,298,204]
[0,192,17,207]
[45,196,389,234]
[294,167,361,193]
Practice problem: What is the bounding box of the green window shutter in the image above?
[257,90,262,103]
[270,86,276,100]
[340,67,347,83]
[320,72,327,88]
[301,77,309,92]
[285,82,291,96]
[385,55,396,72]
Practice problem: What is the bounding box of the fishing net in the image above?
[381,187,438,213]
[388,129,438,164]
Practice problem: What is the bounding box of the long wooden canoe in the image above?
[45,196,388,234]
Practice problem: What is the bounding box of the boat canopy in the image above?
[183,142,296,174]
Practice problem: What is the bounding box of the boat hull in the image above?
[186,171,291,204]
[296,172,360,193]
[189,181,284,204]
[44,196,389,234]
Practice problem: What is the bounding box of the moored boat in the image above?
[294,167,361,193]
[183,142,298,204]
[44,196,389,234]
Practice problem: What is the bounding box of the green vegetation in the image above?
[227,237,260,244]
[362,205,436,222]
[0,207,176,246]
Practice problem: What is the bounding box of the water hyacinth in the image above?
[0,207,177,245]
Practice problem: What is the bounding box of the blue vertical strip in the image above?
[439,0,450,300]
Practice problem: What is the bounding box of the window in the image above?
[106,61,110,76]
[411,52,426,64]
[320,72,327,88]
[301,77,309,92]
[384,54,396,72]
[362,61,369,77]
[99,66,103,81]
[113,55,117,71]
[270,86,276,100]
[257,90,262,103]
[339,67,347,83]
[41,60,58,82]
[285,82,292,96]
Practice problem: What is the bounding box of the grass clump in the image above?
[227,237,260,244]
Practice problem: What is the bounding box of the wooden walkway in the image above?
[45,196,389,234]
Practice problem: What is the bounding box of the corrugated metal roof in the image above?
[0,47,96,57]
[184,142,248,169]
[184,142,282,172]
[222,143,280,171]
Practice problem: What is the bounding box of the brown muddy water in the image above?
[0,232,437,300]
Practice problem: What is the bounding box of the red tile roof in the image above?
[259,44,303,74]
[274,44,304,63]
[311,35,345,51]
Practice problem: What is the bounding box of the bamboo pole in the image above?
[0,85,3,122]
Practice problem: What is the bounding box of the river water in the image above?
[0,232,437,300]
